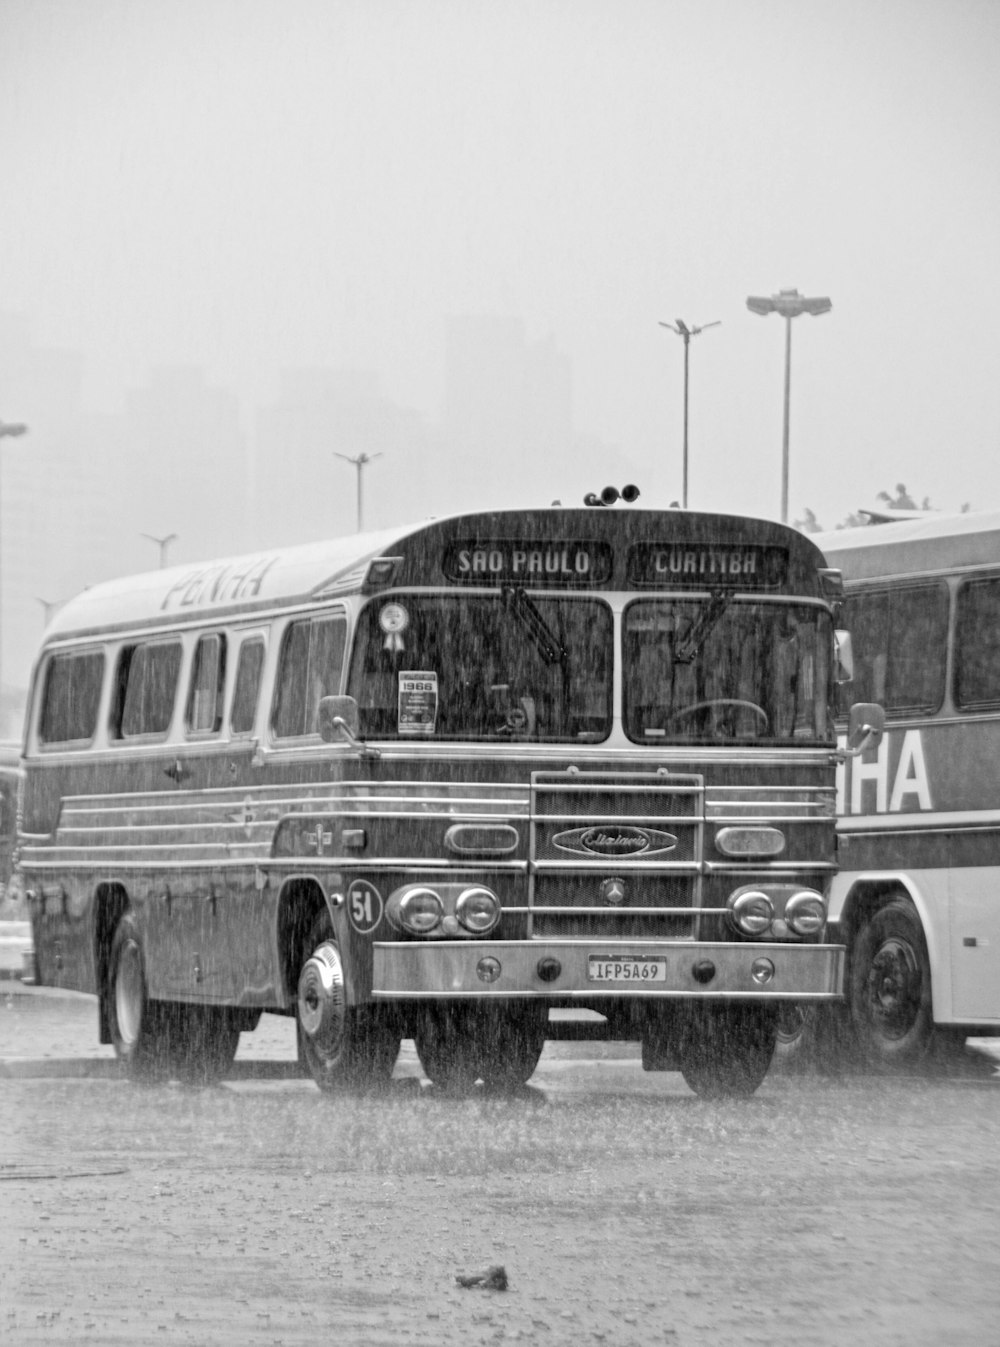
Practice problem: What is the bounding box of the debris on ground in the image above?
[456,1264,509,1291]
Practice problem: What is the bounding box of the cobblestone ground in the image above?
[2,987,999,1347]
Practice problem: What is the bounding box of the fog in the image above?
[1,0,998,700]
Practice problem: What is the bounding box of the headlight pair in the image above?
[728,886,826,939]
[388,884,501,938]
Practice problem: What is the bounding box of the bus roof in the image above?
[815,510,1000,581]
[42,507,829,644]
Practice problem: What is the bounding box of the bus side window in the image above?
[888,584,948,714]
[836,591,888,713]
[272,615,347,739]
[836,584,947,718]
[230,637,265,735]
[38,649,105,746]
[114,641,183,739]
[955,577,1000,711]
[186,634,226,735]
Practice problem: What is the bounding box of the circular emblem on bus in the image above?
[600,877,627,907]
[580,826,652,857]
[346,880,384,934]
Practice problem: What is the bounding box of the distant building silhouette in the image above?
[443,315,573,506]
[122,365,249,564]
[253,366,433,545]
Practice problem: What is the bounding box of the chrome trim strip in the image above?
[838,808,1000,833]
[17,851,529,871]
[502,906,717,916]
[703,862,836,874]
[530,860,701,872]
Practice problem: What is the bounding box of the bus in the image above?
[818,510,1000,1066]
[18,502,874,1096]
[0,742,22,911]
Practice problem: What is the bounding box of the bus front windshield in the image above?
[348,593,613,741]
[623,598,833,745]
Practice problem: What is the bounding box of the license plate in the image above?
[587,955,668,983]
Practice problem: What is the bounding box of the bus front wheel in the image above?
[478,1006,547,1090]
[413,1006,482,1091]
[849,898,934,1069]
[678,1004,778,1098]
[296,913,401,1091]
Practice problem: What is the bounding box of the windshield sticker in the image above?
[398,671,438,735]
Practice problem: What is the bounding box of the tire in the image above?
[849,897,934,1070]
[413,1005,483,1091]
[108,912,171,1081]
[478,1006,547,1090]
[166,1006,240,1086]
[772,1002,814,1072]
[296,912,401,1092]
[678,1004,778,1098]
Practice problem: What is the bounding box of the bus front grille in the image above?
[528,769,704,940]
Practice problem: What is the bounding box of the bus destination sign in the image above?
[627,543,788,589]
[442,541,613,587]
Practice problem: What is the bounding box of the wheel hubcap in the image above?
[297,941,346,1058]
[115,939,144,1047]
[776,1003,807,1044]
[868,937,920,1039]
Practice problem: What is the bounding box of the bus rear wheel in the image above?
[678,1004,778,1098]
[849,897,933,1069]
[108,912,171,1081]
[296,913,401,1091]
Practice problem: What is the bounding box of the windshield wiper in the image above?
[673,589,732,664]
[502,587,567,665]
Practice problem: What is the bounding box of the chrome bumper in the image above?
[372,940,844,1000]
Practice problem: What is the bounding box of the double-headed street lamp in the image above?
[0,419,29,694]
[659,318,720,509]
[335,451,382,532]
[746,288,832,524]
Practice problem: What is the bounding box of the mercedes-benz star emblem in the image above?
[600,878,627,907]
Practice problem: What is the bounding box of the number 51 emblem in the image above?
[347,880,384,934]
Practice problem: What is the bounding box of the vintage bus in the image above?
[0,742,22,910]
[18,504,873,1096]
[818,510,1000,1066]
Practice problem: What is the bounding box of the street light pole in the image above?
[659,319,720,509]
[0,419,29,697]
[141,532,178,568]
[334,451,382,532]
[746,288,832,524]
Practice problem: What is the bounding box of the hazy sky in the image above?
[2,0,999,528]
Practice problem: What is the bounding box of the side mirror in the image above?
[317,695,361,744]
[844,702,885,757]
[834,630,854,684]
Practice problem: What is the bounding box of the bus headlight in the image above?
[785,890,826,936]
[397,888,444,935]
[729,890,774,936]
[456,886,501,934]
